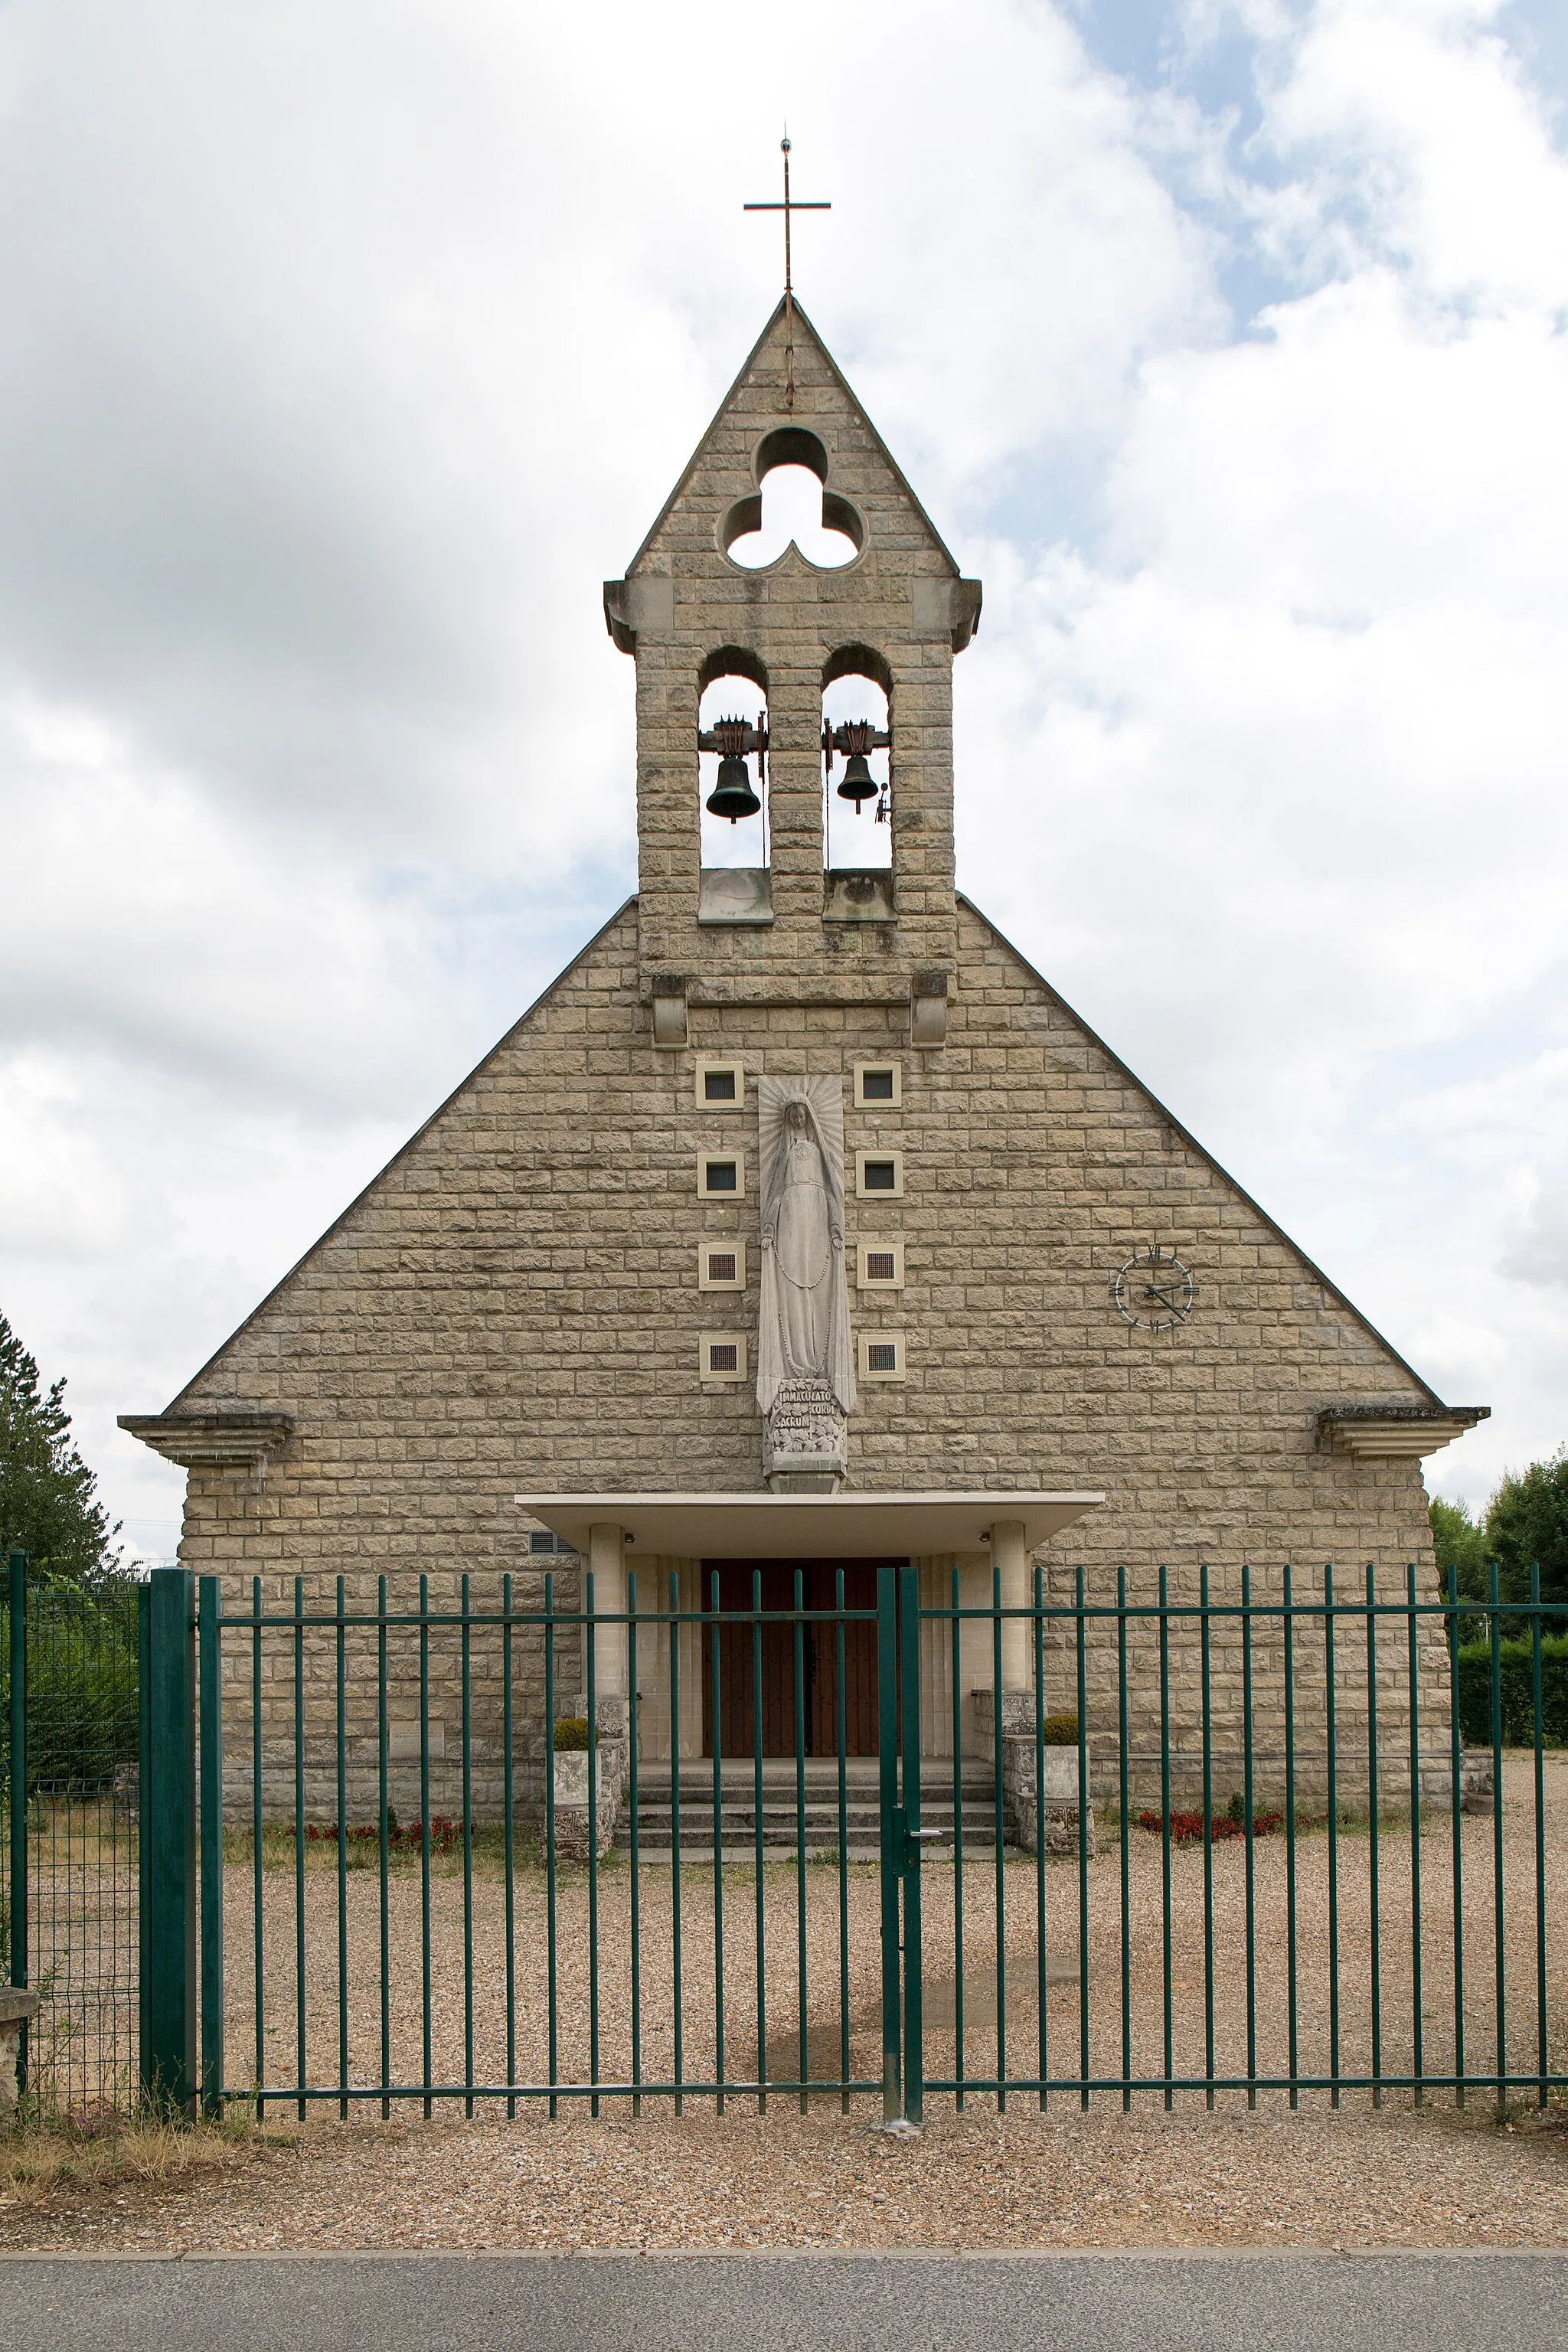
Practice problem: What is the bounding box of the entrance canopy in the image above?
[514,1491,1101,1559]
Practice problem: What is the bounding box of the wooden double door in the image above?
[700,1560,889,1758]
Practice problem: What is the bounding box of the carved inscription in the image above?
[764,1377,847,1471]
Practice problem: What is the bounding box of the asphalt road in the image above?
[2,2252,1566,2352]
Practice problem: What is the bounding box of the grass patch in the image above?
[0,2111,289,2209]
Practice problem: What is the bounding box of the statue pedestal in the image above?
[763,1377,846,1491]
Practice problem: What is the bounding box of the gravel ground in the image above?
[4,2103,1566,2253]
[212,1755,1566,2105]
[4,1756,1563,2252]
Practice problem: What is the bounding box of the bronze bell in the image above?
[706,753,761,822]
[836,752,878,809]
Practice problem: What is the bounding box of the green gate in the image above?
[116,1557,1566,2123]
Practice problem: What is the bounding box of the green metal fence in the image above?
[2,1550,141,2118]
[4,1546,1558,2128]
[118,1560,1568,2125]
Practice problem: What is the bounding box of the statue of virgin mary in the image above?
[756,1075,855,1428]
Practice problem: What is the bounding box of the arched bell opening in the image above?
[822,649,892,896]
[697,650,773,926]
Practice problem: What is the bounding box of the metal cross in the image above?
[744,136,829,410]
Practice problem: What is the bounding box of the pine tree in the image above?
[0,1311,120,1581]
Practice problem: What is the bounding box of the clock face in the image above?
[1113,1245,1196,1334]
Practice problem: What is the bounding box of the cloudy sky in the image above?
[2,0,1566,1561]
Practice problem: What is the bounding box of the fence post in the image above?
[7,1552,28,2097]
[876,1564,902,2122]
[198,1576,224,2118]
[898,1563,925,2128]
[139,1566,197,2116]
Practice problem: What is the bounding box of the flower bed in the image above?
[1137,1807,1284,1844]
[284,1815,465,1855]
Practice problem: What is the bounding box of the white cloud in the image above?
[2,0,1566,1547]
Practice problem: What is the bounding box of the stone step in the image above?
[621,1795,1006,1857]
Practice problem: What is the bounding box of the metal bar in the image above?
[793,1566,808,2113]
[378,1573,390,2119]
[1283,1562,1298,2107]
[1365,1564,1383,2108]
[1242,1562,1256,2109]
[252,1577,265,2122]
[1033,1562,1047,2111]
[502,1573,515,2121]
[900,1563,924,2128]
[629,1570,642,2118]
[419,1573,432,2119]
[235,2066,1563,2106]
[462,1573,475,2119]
[668,1569,684,2116]
[1406,1563,1424,2106]
[1325,1562,1341,2107]
[836,1566,849,2114]
[7,1555,25,2050]
[142,1567,198,2115]
[991,1562,1006,2114]
[7,1553,28,2104]
[877,1563,900,2123]
[544,1571,558,2119]
[951,1564,966,2112]
[1158,1563,1173,2109]
[198,1593,1526,1631]
[1532,1565,1547,2107]
[751,1565,766,2115]
[294,1572,306,2122]
[198,1576,224,2118]
[915,2063,1564,2098]
[1448,1563,1466,2107]
[1117,1564,1130,2112]
[139,1582,150,2112]
[586,1566,601,2118]
[336,1573,348,2121]
[1489,1559,1506,2115]
[1213,1571,1222,2107]
[710,1567,725,2112]
[1075,1565,1089,2112]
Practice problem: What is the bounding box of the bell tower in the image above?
[604,299,982,1050]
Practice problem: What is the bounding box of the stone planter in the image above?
[553,1728,629,1863]
[1011,1742,1095,1857]
[971,1694,1096,1857]
[1420,1747,1496,1815]
[0,1987,41,2117]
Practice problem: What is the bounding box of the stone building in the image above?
[122,299,1486,1825]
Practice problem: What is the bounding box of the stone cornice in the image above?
[118,1410,295,1469]
[1317,1404,1490,1459]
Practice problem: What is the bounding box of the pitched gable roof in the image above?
[957,893,1456,1411]
[160,897,639,1413]
[626,297,964,580]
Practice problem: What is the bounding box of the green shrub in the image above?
[2,1575,139,1793]
[1455,1635,1568,1746]
[553,1716,593,1752]
[1041,1713,1079,1747]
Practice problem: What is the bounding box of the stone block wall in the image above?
[172,894,1449,1823]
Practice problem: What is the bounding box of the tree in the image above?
[1429,1494,1489,1605]
[1485,1446,1568,1609]
[0,1312,120,1582]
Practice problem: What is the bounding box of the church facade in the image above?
[123,301,1485,1820]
